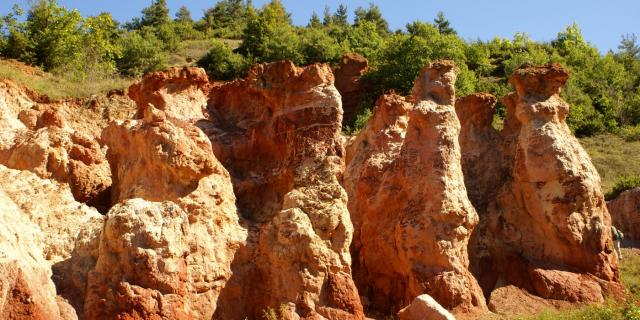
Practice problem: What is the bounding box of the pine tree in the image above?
[433,11,456,35]
[175,6,193,23]
[333,4,348,26]
[308,12,322,28]
[141,0,170,28]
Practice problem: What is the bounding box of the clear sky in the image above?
[1,0,638,53]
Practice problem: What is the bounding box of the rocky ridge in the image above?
[0,59,624,320]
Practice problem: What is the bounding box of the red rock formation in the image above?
[97,104,246,319]
[607,187,640,243]
[344,61,486,316]
[128,67,210,122]
[455,93,504,214]
[333,53,370,126]
[203,61,363,319]
[0,107,112,210]
[468,64,623,312]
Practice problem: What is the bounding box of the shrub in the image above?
[344,107,372,135]
[620,125,640,141]
[606,175,640,200]
[116,29,167,77]
[197,39,251,81]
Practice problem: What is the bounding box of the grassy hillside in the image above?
[580,134,640,195]
[0,59,132,99]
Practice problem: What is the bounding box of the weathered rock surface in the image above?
[607,187,640,243]
[0,108,112,210]
[204,61,363,319]
[128,67,210,122]
[398,294,456,320]
[333,53,369,126]
[455,93,504,214]
[99,101,246,319]
[0,165,104,320]
[345,61,486,316]
[468,64,622,308]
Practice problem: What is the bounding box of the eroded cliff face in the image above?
[0,60,625,320]
[203,61,363,319]
[344,61,486,316]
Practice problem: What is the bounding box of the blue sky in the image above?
[1,0,638,53]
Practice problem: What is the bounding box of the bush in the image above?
[116,29,167,77]
[197,39,250,80]
[620,125,640,141]
[344,108,372,135]
[606,175,640,200]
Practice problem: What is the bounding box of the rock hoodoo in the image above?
[467,64,622,314]
[204,61,363,319]
[344,61,486,316]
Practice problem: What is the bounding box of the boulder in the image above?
[204,61,363,319]
[333,53,370,126]
[607,187,640,243]
[344,61,486,316]
[398,295,456,320]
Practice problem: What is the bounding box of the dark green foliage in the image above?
[141,0,170,28]
[197,39,250,80]
[354,4,389,35]
[116,29,167,77]
[196,0,248,39]
[175,6,193,24]
[333,5,349,26]
[434,12,456,35]
[606,175,640,200]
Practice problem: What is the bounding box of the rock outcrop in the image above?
[467,64,622,312]
[345,61,486,316]
[0,165,104,319]
[607,187,640,243]
[204,61,363,319]
[128,67,210,122]
[398,295,456,320]
[0,107,112,210]
[333,53,369,126]
[97,100,245,319]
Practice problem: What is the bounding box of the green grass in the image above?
[580,134,640,195]
[0,59,132,99]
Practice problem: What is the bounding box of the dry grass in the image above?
[580,134,640,195]
[0,59,132,99]
[168,38,241,67]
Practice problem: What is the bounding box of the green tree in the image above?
[197,39,251,80]
[117,28,168,77]
[81,13,122,78]
[308,12,322,28]
[434,12,456,35]
[354,4,389,35]
[175,6,193,24]
[333,5,348,26]
[196,0,247,39]
[346,20,385,59]
[24,0,84,71]
[141,0,170,28]
[239,0,302,64]
[300,27,342,64]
